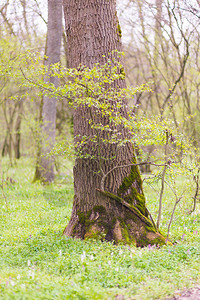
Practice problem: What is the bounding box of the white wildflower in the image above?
[28,270,35,279]
[10,280,15,286]
[81,251,86,262]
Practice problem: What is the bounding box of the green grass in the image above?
[0,158,200,299]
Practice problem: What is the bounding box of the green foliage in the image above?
[2,49,199,227]
[0,158,200,299]
[16,51,153,160]
[15,50,200,227]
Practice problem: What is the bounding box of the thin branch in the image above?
[164,179,185,241]
[100,159,176,191]
[157,130,169,229]
[166,195,182,241]
[160,3,190,116]
[20,67,71,102]
[191,167,200,213]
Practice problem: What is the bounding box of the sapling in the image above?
[157,130,169,229]
[164,180,185,242]
[1,171,8,209]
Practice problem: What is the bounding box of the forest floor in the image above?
[0,158,200,299]
[168,287,200,299]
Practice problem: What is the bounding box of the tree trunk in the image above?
[2,100,18,165]
[63,0,166,246]
[34,0,62,183]
[14,99,23,159]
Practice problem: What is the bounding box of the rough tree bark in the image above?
[34,0,62,183]
[63,0,166,246]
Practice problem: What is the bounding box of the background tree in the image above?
[0,0,47,163]
[33,0,62,183]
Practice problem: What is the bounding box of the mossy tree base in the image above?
[64,159,166,247]
[63,195,166,247]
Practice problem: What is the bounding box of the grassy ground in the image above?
[0,158,200,299]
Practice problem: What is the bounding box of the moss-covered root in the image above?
[136,231,166,247]
[64,205,166,247]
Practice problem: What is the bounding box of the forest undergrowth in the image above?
[0,158,200,300]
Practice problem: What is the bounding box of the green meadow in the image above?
[0,158,199,299]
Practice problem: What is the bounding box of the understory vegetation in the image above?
[0,158,199,300]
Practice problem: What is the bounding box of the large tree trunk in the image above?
[63,0,166,246]
[34,0,62,183]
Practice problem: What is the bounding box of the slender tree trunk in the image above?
[154,0,162,62]
[2,100,18,165]
[63,0,166,246]
[14,99,23,159]
[34,0,62,183]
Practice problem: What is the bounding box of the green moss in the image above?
[93,205,106,215]
[134,193,146,215]
[72,225,76,235]
[85,218,93,228]
[99,222,109,231]
[117,216,125,225]
[127,224,131,230]
[99,189,153,228]
[77,210,86,224]
[77,210,93,229]
[117,21,122,38]
[125,211,138,223]
[77,207,109,235]
[136,232,166,247]
[122,228,129,243]
[86,210,92,219]
[101,190,124,204]
[85,229,106,241]
[119,220,129,243]
[125,209,156,236]
[117,157,147,216]
[85,217,109,241]
[114,217,136,245]
[118,162,143,200]
[147,236,166,247]
[111,217,117,226]
[120,68,126,77]
[124,187,146,214]
[144,225,156,234]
